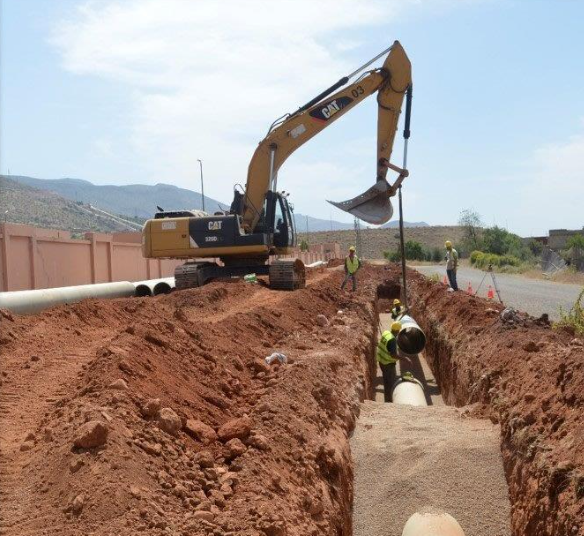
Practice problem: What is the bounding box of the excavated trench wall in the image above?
[401,269,584,536]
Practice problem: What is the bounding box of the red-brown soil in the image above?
[1,264,583,536]
[406,268,584,536]
[0,270,378,536]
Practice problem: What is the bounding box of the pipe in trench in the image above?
[0,281,136,315]
[396,314,426,356]
[402,511,466,536]
[392,375,427,406]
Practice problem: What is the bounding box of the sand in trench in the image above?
[351,401,511,536]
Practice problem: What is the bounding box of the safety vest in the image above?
[346,255,359,274]
[376,330,397,365]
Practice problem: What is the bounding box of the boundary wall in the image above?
[0,224,340,292]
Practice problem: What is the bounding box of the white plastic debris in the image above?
[265,352,288,365]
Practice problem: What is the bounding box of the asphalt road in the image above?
[414,265,583,321]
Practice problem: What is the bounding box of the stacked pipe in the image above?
[0,282,136,315]
[133,277,176,297]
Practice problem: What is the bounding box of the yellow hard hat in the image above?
[445,240,452,248]
[393,299,401,306]
[391,321,402,332]
[349,246,356,252]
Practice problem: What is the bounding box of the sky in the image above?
[1,0,583,236]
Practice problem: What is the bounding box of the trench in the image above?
[345,280,513,536]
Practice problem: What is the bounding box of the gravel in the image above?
[414,265,582,321]
[351,401,511,536]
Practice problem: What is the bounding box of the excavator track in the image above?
[175,260,306,290]
[269,259,306,290]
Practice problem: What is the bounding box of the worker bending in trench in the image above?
[377,321,402,402]
[391,298,403,319]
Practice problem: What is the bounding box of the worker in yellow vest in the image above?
[341,246,361,291]
[377,321,402,402]
[391,298,403,320]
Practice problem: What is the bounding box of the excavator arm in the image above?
[242,40,412,230]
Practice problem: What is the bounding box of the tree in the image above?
[432,247,442,263]
[458,209,483,252]
[566,234,584,251]
[404,240,425,261]
[300,239,309,252]
[527,239,544,257]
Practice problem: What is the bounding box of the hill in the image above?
[6,175,429,233]
[8,175,227,219]
[0,176,143,233]
[296,213,428,232]
[300,226,465,259]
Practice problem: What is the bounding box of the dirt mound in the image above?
[0,270,379,535]
[406,268,584,536]
[2,263,583,535]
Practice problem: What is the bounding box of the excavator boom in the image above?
[242,40,412,228]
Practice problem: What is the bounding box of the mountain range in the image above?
[2,175,429,232]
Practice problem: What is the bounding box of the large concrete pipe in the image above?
[132,277,176,297]
[134,283,153,297]
[396,314,426,355]
[0,281,136,315]
[152,277,175,296]
[402,511,465,536]
[392,375,427,406]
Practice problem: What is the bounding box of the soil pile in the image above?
[0,271,380,535]
[406,268,584,536]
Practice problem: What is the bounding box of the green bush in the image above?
[384,240,427,262]
[566,234,584,250]
[404,240,425,261]
[470,250,521,269]
[432,247,442,263]
[383,250,401,262]
[300,239,309,252]
[470,250,484,265]
[555,288,584,336]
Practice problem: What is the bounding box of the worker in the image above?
[341,246,361,291]
[377,321,402,402]
[391,298,403,319]
[445,240,459,291]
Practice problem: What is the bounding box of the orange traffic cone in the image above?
[443,275,448,285]
[467,281,473,295]
[487,285,494,300]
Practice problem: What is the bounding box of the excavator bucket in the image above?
[328,180,393,225]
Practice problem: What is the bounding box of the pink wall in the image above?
[0,224,182,292]
[0,224,340,292]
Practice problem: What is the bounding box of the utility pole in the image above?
[305,215,309,248]
[197,159,206,212]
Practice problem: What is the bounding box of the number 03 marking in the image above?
[351,85,365,98]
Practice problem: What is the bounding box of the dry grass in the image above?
[303,226,465,260]
[555,288,584,335]
[522,267,584,285]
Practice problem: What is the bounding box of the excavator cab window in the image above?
[273,196,287,248]
[275,194,296,249]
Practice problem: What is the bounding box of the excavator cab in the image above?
[264,191,296,250]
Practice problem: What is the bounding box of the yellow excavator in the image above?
[142,41,412,290]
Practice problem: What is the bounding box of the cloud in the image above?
[50,0,480,213]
